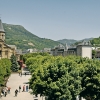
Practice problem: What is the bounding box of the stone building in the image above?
[76,41,92,59]
[0,19,16,59]
[51,41,92,59]
[51,44,65,56]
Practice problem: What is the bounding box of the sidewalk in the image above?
[1,73,33,100]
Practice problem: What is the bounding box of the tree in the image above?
[29,57,73,100]
[80,60,100,100]
[25,53,100,100]
[0,58,11,86]
[27,55,82,100]
[92,50,97,58]
[10,54,18,72]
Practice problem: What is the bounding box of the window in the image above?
[0,44,2,47]
[5,51,8,55]
[0,50,1,56]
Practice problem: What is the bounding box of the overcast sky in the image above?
[0,0,100,41]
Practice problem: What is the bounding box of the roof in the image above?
[77,41,91,46]
[8,45,16,49]
[0,19,5,32]
[2,43,16,50]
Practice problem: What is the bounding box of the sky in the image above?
[0,0,100,41]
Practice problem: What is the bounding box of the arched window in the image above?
[2,34,4,39]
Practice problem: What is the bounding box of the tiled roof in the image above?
[0,19,5,32]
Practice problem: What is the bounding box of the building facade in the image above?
[77,44,92,59]
[0,19,16,59]
[51,42,92,59]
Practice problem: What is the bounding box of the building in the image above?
[27,48,38,53]
[51,44,66,56]
[16,49,22,60]
[0,19,16,59]
[76,41,92,59]
[51,41,92,59]
[43,48,51,53]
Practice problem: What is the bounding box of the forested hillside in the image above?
[3,23,97,50]
[90,37,100,46]
[57,39,77,45]
[3,23,60,50]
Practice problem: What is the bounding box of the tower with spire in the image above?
[0,19,5,41]
[0,19,16,59]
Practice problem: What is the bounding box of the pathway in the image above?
[1,70,45,100]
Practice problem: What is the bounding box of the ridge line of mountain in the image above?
[3,23,98,50]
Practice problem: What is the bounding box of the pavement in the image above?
[1,69,45,100]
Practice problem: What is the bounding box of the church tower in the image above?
[0,19,16,59]
[0,19,5,41]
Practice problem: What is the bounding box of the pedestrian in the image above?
[7,87,11,94]
[19,85,21,92]
[4,89,7,97]
[23,85,25,92]
[26,85,28,92]
[25,72,26,76]
[15,89,18,97]
[1,88,4,96]
[21,72,22,77]
[5,91,7,97]
[1,92,3,97]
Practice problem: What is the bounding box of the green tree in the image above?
[1,58,11,76]
[0,58,11,86]
[92,50,97,58]
[27,55,82,100]
[25,53,100,100]
[80,60,100,100]
[10,54,18,72]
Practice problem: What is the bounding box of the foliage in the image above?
[23,52,49,62]
[0,58,11,86]
[57,39,77,45]
[25,54,81,99]
[90,37,100,46]
[24,53,100,100]
[80,60,100,100]
[92,50,97,58]
[10,54,19,72]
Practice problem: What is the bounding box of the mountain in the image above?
[57,39,77,45]
[3,23,94,51]
[57,38,93,46]
[3,23,60,50]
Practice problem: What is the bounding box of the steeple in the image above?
[65,43,68,51]
[0,19,5,41]
[0,19,5,32]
